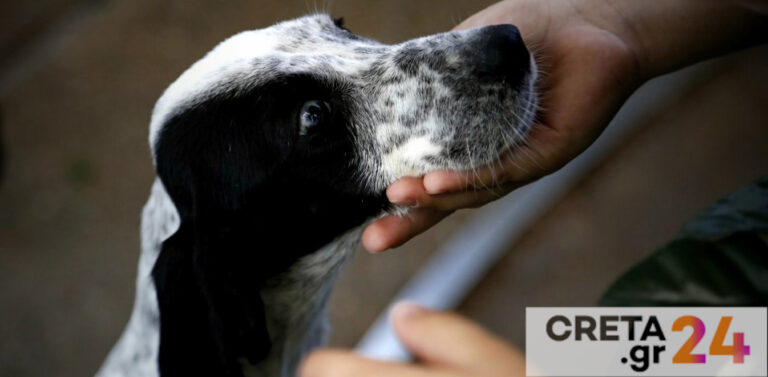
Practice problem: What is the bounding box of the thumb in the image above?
[390,302,524,376]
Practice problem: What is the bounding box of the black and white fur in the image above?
[96,14,537,377]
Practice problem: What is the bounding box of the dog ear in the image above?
[151,98,280,376]
[152,226,247,376]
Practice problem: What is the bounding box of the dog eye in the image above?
[299,100,330,135]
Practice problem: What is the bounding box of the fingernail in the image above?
[392,301,426,321]
[387,190,416,206]
[389,197,416,206]
[423,175,450,194]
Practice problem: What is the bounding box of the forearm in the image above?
[587,0,768,79]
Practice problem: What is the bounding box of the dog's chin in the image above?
[380,121,537,218]
[372,53,538,220]
[380,153,512,219]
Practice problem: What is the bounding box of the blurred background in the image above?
[0,1,766,376]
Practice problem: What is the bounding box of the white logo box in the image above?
[526,307,767,376]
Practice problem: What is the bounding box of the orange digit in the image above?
[672,315,706,364]
[710,316,751,363]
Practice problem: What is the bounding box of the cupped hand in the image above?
[363,0,644,252]
[299,302,525,377]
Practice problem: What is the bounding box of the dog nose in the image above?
[472,24,530,83]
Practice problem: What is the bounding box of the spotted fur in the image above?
[96,14,536,377]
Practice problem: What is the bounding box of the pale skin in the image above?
[299,302,526,377]
[302,1,767,376]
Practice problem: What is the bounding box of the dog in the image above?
[95,14,537,377]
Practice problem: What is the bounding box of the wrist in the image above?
[579,0,768,79]
[568,0,652,82]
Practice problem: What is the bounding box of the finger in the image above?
[299,349,463,377]
[386,177,427,206]
[391,302,524,377]
[388,178,514,211]
[362,209,452,253]
[422,145,543,195]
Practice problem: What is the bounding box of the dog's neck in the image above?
[96,179,362,377]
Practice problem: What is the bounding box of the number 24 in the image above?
[672,316,751,364]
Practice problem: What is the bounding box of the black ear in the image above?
[151,98,279,377]
[153,227,240,376]
[152,223,273,377]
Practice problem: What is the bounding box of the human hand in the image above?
[362,0,768,252]
[299,302,525,377]
[362,0,644,252]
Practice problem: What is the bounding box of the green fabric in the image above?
[599,178,768,306]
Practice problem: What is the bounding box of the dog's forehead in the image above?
[149,14,383,148]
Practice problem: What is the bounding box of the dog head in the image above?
[149,14,536,376]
